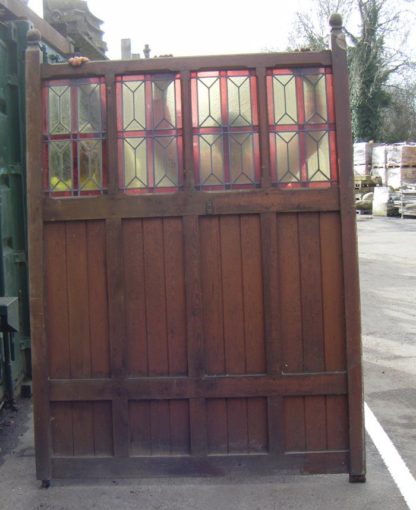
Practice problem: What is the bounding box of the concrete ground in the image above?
[0,215,415,510]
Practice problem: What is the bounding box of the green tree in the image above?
[289,0,415,142]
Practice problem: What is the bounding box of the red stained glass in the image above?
[191,70,260,190]
[116,74,183,193]
[43,77,106,197]
[267,68,338,188]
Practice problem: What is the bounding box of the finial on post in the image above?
[329,13,343,31]
[27,28,41,45]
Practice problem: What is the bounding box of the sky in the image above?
[27,0,319,58]
[27,0,416,60]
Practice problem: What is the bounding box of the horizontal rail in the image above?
[49,372,347,401]
[41,51,332,79]
[43,187,340,221]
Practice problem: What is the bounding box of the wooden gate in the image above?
[26,17,365,483]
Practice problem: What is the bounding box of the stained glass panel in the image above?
[152,80,177,129]
[49,141,72,191]
[228,76,252,127]
[122,81,146,131]
[154,136,179,187]
[306,131,330,181]
[79,139,102,190]
[303,74,328,124]
[272,75,297,125]
[197,77,221,127]
[78,83,102,133]
[275,132,300,183]
[48,86,71,134]
[229,133,256,184]
[123,137,147,189]
[198,134,224,186]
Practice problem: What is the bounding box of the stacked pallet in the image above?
[353,142,373,176]
[370,144,416,189]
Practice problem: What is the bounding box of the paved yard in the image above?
[0,215,415,510]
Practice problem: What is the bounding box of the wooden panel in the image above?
[206,398,268,454]
[163,219,187,376]
[122,220,148,376]
[326,396,349,451]
[86,222,110,377]
[201,215,265,376]
[298,213,325,372]
[277,214,303,373]
[248,398,269,453]
[50,402,73,456]
[45,223,70,379]
[220,217,246,375]
[200,217,225,375]
[72,402,94,456]
[320,213,346,371]
[66,222,91,378]
[143,219,169,376]
[305,396,327,451]
[241,216,266,373]
[129,400,190,456]
[206,399,228,454]
[284,397,306,452]
[92,402,114,456]
[129,401,152,456]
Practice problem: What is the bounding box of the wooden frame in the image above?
[26,18,365,484]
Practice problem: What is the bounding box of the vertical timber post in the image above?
[26,28,51,486]
[330,14,366,483]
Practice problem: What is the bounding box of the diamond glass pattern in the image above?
[267,68,337,188]
[43,78,106,196]
[191,70,260,190]
[117,74,182,193]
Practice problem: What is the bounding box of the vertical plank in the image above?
[247,398,268,453]
[305,396,327,451]
[326,396,349,451]
[72,402,94,456]
[298,213,325,372]
[123,219,148,376]
[331,18,365,479]
[129,401,152,456]
[169,400,190,455]
[320,213,346,371]
[220,216,245,374]
[206,399,228,454]
[241,215,266,374]
[200,217,225,375]
[163,219,187,376]
[86,221,110,377]
[26,32,51,480]
[106,218,129,457]
[150,401,171,455]
[277,213,302,373]
[267,397,284,454]
[261,212,280,374]
[93,402,114,456]
[66,222,91,378]
[227,399,248,453]
[50,402,73,456]
[45,224,70,379]
[284,397,306,452]
[143,218,169,376]
[183,215,207,455]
